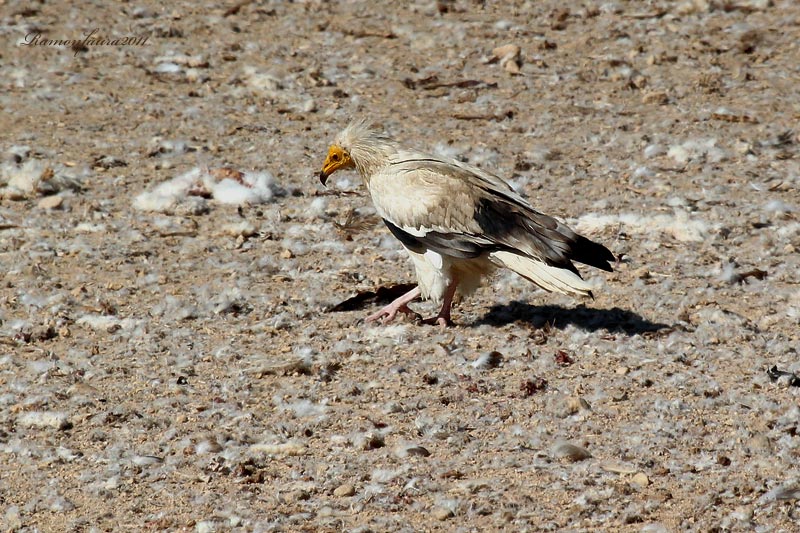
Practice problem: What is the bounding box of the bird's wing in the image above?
[368,154,614,272]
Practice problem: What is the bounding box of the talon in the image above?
[364,287,421,325]
[420,315,455,328]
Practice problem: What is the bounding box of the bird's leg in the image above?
[365,286,421,324]
[421,279,458,328]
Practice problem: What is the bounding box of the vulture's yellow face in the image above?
[319,145,353,185]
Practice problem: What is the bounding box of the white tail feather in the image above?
[490,251,594,297]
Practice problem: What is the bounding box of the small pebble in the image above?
[565,396,591,414]
[632,472,650,487]
[642,90,669,105]
[17,411,71,430]
[601,463,637,475]
[301,98,317,113]
[333,483,355,497]
[249,442,307,455]
[432,506,454,521]
[405,445,431,457]
[223,221,256,238]
[282,490,310,503]
[37,195,63,209]
[132,455,164,466]
[492,44,521,74]
[552,441,591,462]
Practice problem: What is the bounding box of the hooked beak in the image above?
[318,145,352,187]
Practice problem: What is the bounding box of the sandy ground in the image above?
[1,0,799,531]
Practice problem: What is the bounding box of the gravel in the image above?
[2,0,799,531]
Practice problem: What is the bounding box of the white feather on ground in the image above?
[134,167,279,213]
[575,211,712,243]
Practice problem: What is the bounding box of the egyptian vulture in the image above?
[319,121,615,327]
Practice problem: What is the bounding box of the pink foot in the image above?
[364,286,421,325]
[417,278,458,329]
[365,303,420,324]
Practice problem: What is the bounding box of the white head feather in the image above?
[334,121,399,181]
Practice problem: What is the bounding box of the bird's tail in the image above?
[489,251,595,297]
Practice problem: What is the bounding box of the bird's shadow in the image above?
[473,301,672,336]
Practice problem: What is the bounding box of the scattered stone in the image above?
[250,442,307,456]
[733,140,754,155]
[333,483,356,497]
[282,490,310,503]
[132,455,164,466]
[492,44,522,74]
[93,155,127,169]
[565,396,591,415]
[552,441,591,462]
[2,188,25,200]
[196,439,223,454]
[642,90,669,105]
[601,463,637,475]
[223,220,257,238]
[37,195,63,209]
[612,390,629,403]
[404,445,431,457]
[632,472,651,487]
[17,411,71,430]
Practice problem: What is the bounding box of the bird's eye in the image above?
[331,153,340,161]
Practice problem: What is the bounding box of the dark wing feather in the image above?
[383,219,490,259]
[380,158,615,272]
[473,197,615,272]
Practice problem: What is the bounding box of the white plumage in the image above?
[319,121,615,326]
